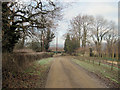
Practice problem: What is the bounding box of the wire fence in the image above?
[74,56,119,71]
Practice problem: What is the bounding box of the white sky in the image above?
[20,0,119,48]
[51,1,119,48]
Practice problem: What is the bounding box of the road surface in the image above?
[45,56,106,88]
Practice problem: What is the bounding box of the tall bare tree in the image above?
[69,14,94,48]
[91,16,110,57]
[104,21,118,58]
[69,14,82,47]
[81,15,94,48]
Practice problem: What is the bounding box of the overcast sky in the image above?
[50,0,119,48]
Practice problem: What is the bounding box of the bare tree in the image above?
[69,14,82,47]
[91,16,110,57]
[81,15,94,48]
[69,14,94,48]
[104,21,118,58]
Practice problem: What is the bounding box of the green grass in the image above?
[72,58,119,84]
[36,58,53,65]
[24,58,54,75]
[85,59,119,70]
[74,56,119,70]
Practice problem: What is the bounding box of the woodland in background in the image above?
[64,14,118,60]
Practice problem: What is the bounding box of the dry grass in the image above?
[13,49,35,53]
[2,52,54,88]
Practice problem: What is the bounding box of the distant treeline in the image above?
[64,14,118,59]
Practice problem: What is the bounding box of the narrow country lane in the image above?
[45,56,106,88]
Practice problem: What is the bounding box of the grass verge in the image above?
[3,57,54,88]
[71,58,119,88]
